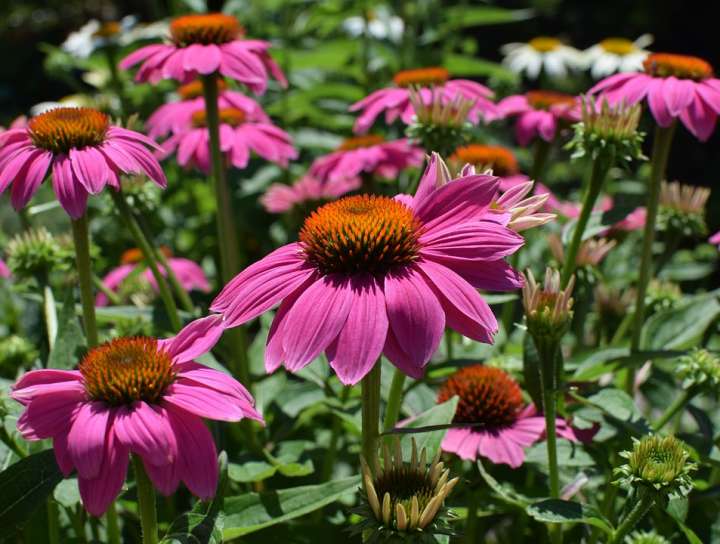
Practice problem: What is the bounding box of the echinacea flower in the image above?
[589,52,720,140]
[0,258,9,279]
[501,37,584,80]
[613,207,647,232]
[159,107,297,172]
[710,231,720,247]
[11,316,263,516]
[260,174,361,214]
[0,107,166,218]
[211,154,526,385]
[449,144,529,188]
[358,438,458,538]
[62,16,168,59]
[549,235,616,268]
[146,79,270,139]
[497,91,579,146]
[119,13,286,94]
[583,35,653,79]
[309,136,423,183]
[349,67,497,134]
[438,365,581,467]
[96,247,210,306]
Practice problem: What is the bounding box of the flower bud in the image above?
[676,348,720,392]
[625,530,671,544]
[6,228,68,281]
[657,180,709,239]
[405,90,474,157]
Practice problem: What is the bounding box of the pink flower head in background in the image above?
[261,175,361,214]
[529,182,613,219]
[119,13,286,94]
[0,258,9,278]
[211,154,526,385]
[0,107,165,218]
[11,316,262,516]
[309,135,423,183]
[449,144,530,188]
[349,66,497,134]
[159,107,297,173]
[489,178,556,232]
[146,78,271,139]
[497,90,579,146]
[589,52,720,141]
[96,247,210,306]
[438,365,583,467]
[710,231,720,247]
[613,206,647,232]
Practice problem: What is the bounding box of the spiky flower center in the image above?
[438,365,523,429]
[178,79,227,100]
[79,337,176,406]
[451,144,518,176]
[643,53,713,81]
[192,107,246,128]
[373,466,436,520]
[93,21,122,39]
[599,38,636,56]
[393,67,450,88]
[338,134,385,151]
[170,13,243,46]
[529,37,561,52]
[299,195,422,275]
[28,107,109,154]
[526,90,575,111]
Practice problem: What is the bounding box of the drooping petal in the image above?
[421,221,524,263]
[326,275,389,385]
[52,155,89,219]
[159,315,225,364]
[17,389,84,440]
[53,432,74,476]
[183,44,222,75]
[163,381,250,422]
[77,426,129,517]
[69,147,110,194]
[11,369,83,405]
[67,402,112,479]
[9,150,52,210]
[113,401,177,466]
[477,430,527,468]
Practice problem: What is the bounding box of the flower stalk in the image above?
[71,213,98,347]
[651,387,697,432]
[361,362,382,464]
[610,493,655,544]
[132,455,159,544]
[382,369,407,437]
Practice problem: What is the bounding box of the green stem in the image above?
[627,123,676,393]
[71,213,98,347]
[382,369,407,435]
[361,362,382,462]
[105,501,120,544]
[132,455,158,544]
[104,47,127,118]
[93,274,123,306]
[560,153,613,288]
[42,283,58,351]
[611,493,654,544]
[464,484,481,544]
[321,387,350,482]
[47,498,60,544]
[652,387,696,432]
[200,73,242,284]
[111,191,182,332]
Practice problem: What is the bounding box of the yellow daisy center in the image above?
[529,37,561,52]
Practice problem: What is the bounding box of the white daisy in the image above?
[584,35,653,79]
[343,5,404,43]
[501,37,585,79]
[61,16,168,59]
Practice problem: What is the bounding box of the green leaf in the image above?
[47,292,85,369]
[160,452,228,544]
[444,6,534,27]
[526,499,614,534]
[228,461,277,484]
[522,333,543,410]
[571,348,629,381]
[666,497,702,544]
[0,449,63,532]
[390,397,458,460]
[53,478,81,508]
[477,460,531,508]
[641,294,720,350]
[444,54,518,84]
[525,439,595,468]
[223,476,360,539]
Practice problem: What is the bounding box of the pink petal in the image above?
[9,150,52,210]
[183,44,222,75]
[477,430,527,468]
[281,274,354,372]
[160,315,225,364]
[679,94,717,141]
[647,79,675,127]
[11,369,83,405]
[663,77,696,116]
[384,266,445,371]
[113,401,177,466]
[163,381,250,422]
[69,147,110,194]
[143,455,180,496]
[326,275,389,385]
[67,402,112,479]
[53,433,74,476]
[52,155,89,219]
[421,221,524,263]
[382,327,425,379]
[17,389,84,439]
[119,44,168,70]
[78,428,129,517]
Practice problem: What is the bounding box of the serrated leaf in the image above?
[223,476,360,539]
[0,449,63,532]
[526,499,613,534]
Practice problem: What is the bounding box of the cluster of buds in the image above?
[615,435,696,500]
[357,438,458,542]
[490,180,556,232]
[405,90,474,157]
[6,228,70,282]
[0,335,38,371]
[645,279,682,313]
[675,348,720,392]
[657,180,710,239]
[566,97,645,167]
[625,530,671,544]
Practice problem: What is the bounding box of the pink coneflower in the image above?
[497,90,579,146]
[349,67,497,134]
[710,231,720,247]
[0,107,165,218]
[0,258,9,278]
[261,174,361,214]
[211,154,526,385]
[119,13,286,93]
[146,79,271,139]
[309,135,423,183]
[489,178,556,232]
[159,107,297,173]
[449,144,530,188]
[11,316,262,516]
[96,247,210,306]
[438,365,582,467]
[589,53,720,141]
[614,207,647,232]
